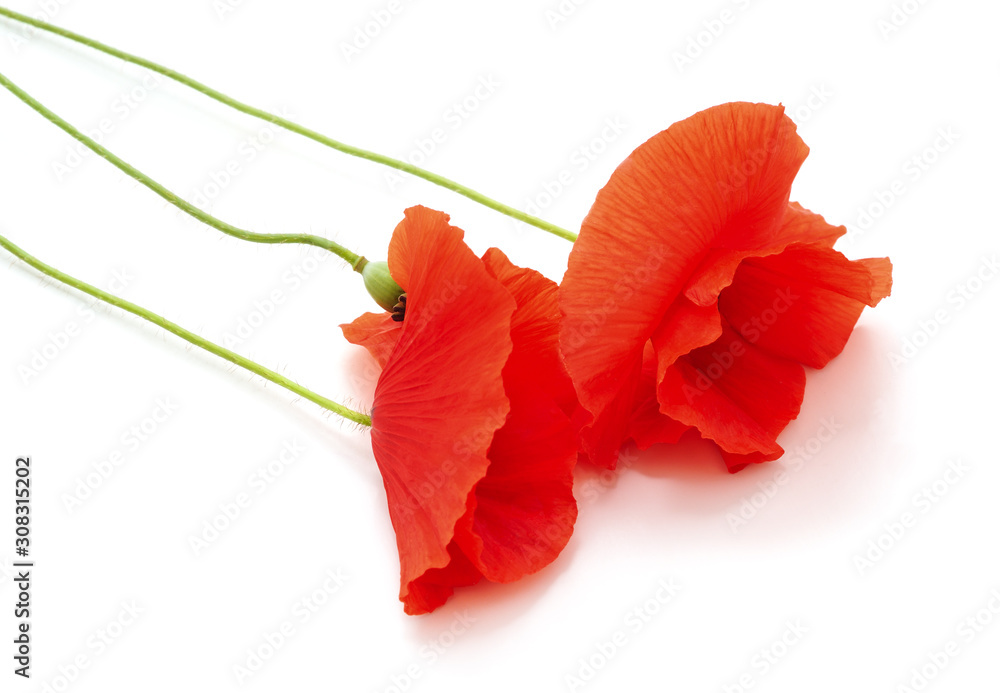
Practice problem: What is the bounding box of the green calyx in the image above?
[357,259,404,312]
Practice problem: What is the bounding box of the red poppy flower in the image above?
[561,102,892,472]
[341,206,578,615]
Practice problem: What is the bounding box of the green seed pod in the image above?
[360,260,404,312]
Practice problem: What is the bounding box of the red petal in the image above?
[719,449,774,474]
[658,322,805,460]
[650,296,723,380]
[339,311,402,369]
[482,248,579,420]
[369,206,516,613]
[386,213,416,292]
[577,355,643,469]
[561,103,809,451]
[679,202,848,306]
[458,376,578,582]
[629,344,690,450]
[719,244,893,369]
[774,201,848,248]
[460,250,579,581]
[404,540,482,615]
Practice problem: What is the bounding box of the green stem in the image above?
[0,69,366,269]
[0,233,372,427]
[0,5,578,243]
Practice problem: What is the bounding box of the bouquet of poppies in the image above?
[0,7,890,615]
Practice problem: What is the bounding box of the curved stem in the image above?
[0,69,366,269]
[0,232,372,427]
[0,5,578,243]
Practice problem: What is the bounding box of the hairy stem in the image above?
[0,5,577,242]
[0,232,372,427]
[0,69,366,268]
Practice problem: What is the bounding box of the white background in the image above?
[1,0,998,691]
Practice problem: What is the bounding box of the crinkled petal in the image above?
[629,344,690,450]
[658,323,805,461]
[561,102,809,451]
[340,311,402,369]
[369,206,516,614]
[577,355,643,469]
[457,376,578,581]
[405,540,482,615]
[482,248,579,420]
[457,250,578,581]
[650,296,723,381]
[719,449,775,474]
[720,244,893,369]
[772,201,848,249]
[679,201,848,306]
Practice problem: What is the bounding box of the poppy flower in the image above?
[560,102,892,472]
[341,206,578,615]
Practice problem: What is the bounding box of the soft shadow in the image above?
[574,325,903,545]
[408,536,580,639]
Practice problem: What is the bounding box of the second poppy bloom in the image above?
[560,102,892,471]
